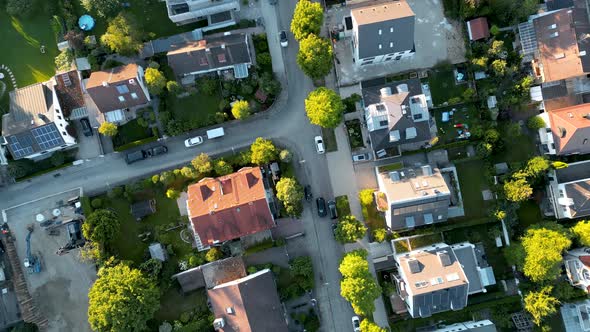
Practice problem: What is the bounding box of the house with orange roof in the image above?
[186,167,275,251]
[538,103,590,156]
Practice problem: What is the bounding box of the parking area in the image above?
[327,0,466,86]
[73,120,102,160]
[2,188,96,332]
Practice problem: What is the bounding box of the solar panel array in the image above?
[8,135,34,158]
[31,125,63,150]
[519,21,538,55]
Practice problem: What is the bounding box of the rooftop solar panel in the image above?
[31,125,64,150]
[519,21,538,56]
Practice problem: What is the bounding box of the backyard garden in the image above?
[345,119,364,150]
[112,107,159,151]
[424,65,470,106]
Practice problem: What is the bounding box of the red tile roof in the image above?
[86,64,149,113]
[580,255,590,267]
[187,167,274,245]
[549,103,590,155]
[467,17,489,41]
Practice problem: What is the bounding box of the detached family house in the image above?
[350,0,415,66]
[538,103,590,156]
[85,64,150,124]
[167,33,252,81]
[547,160,590,219]
[564,247,590,293]
[392,242,496,318]
[1,75,77,160]
[362,79,436,158]
[186,167,275,251]
[164,0,239,29]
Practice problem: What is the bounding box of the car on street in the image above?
[125,150,146,164]
[352,153,371,162]
[280,30,288,47]
[314,136,325,154]
[80,118,93,137]
[328,200,337,219]
[184,136,203,147]
[304,185,312,201]
[316,197,327,217]
[145,145,168,157]
[352,316,361,332]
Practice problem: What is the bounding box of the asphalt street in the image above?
[0,1,356,331]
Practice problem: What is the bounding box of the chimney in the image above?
[102,81,108,87]
[380,87,392,97]
[396,84,409,93]
[213,318,225,330]
[221,44,226,49]
[421,165,433,176]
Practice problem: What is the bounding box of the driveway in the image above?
[73,120,101,160]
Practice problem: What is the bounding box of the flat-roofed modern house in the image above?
[538,103,590,155]
[165,0,239,29]
[186,167,276,251]
[547,160,590,219]
[1,77,77,160]
[85,64,150,125]
[392,242,495,318]
[362,78,436,159]
[429,319,497,332]
[560,299,590,332]
[564,247,590,293]
[376,165,451,231]
[167,33,252,81]
[350,0,415,66]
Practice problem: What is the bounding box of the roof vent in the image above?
[389,171,400,182]
[421,165,433,176]
[380,87,392,97]
[129,78,136,85]
[226,307,234,314]
[221,44,226,49]
[102,81,108,87]
[213,203,218,209]
[584,113,590,120]
[396,84,409,93]
[213,318,225,330]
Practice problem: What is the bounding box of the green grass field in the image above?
[455,160,489,218]
[427,68,468,105]
[168,92,221,129]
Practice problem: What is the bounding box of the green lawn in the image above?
[360,196,386,235]
[168,92,221,130]
[492,123,536,164]
[112,118,154,148]
[432,104,482,144]
[455,160,489,218]
[155,287,208,322]
[427,68,468,105]
[321,127,338,152]
[517,199,542,230]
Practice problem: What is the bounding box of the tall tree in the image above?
[524,156,550,179]
[521,224,571,282]
[360,319,387,332]
[191,153,213,174]
[88,263,160,332]
[144,68,166,96]
[82,209,120,249]
[527,116,546,130]
[340,275,381,316]
[290,0,323,41]
[81,0,121,18]
[276,177,304,208]
[524,286,560,326]
[231,100,251,120]
[335,215,367,244]
[6,0,35,17]
[572,220,590,246]
[503,178,532,202]
[305,87,344,128]
[297,35,333,80]
[339,250,369,278]
[250,137,277,165]
[100,13,143,56]
[98,122,118,137]
[491,59,508,76]
[290,256,314,291]
[214,159,234,176]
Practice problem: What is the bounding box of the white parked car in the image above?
[280,30,288,47]
[184,136,203,147]
[352,153,371,162]
[352,316,360,332]
[314,136,325,154]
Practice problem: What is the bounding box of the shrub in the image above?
[91,198,103,209]
[279,149,292,163]
[527,116,546,130]
[358,189,375,206]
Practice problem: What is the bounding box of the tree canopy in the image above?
[290,256,314,291]
[231,100,251,120]
[82,209,120,249]
[6,0,35,17]
[205,248,223,262]
[335,215,367,244]
[100,13,143,55]
[572,220,590,246]
[339,250,369,278]
[297,35,333,80]
[81,0,121,18]
[524,286,560,326]
[88,263,160,332]
[360,319,387,332]
[503,178,532,202]
[166,188,180,200]
[358,189,375,206]
[305,87,344,128]
[214,159,233,176]
[191,153,213,174]
[290,0,323,41]
[99,122,118,137]
[527,116,546,130]
[145,68,166,96]
[276,177,304,216]
[250,137,278,165]
[521,224,571,282]
[339,250,381,316]
[523,156,550,179]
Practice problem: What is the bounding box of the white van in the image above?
[207,127,225,139]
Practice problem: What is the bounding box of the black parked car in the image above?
[125,150,146,164]
[316,197,327,218]
[80,118,93,137]
[328,200,337,219]
[304,185,313,201]
[145,145,168,157]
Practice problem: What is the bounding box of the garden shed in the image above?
[130,199,156,221]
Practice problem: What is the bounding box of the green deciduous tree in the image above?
[373,228,387,243]
[297,35,333,80]
[100,13,143,56]
[88,263,160,332]
[82,209,120,249]
[205,248,223,262]
[250,137,277,165]
[145,68,166,96]
[6,0,35,17]
[276,177,304,216]
[99,122,118,137]
[521,225,571,282]
[524,286,560,326]
[290,0,323,41]
[335,215,367,244]
[305,87,344,128]
[231,100,250,120]
[166,80,181,94]
[358,189,375,206]
[191,153,213,174]
[504,178,532,202]
[290,256,314,291]
[488,40,505,57]
[524,156,550,179]
[339,250,369,278]
[279,149,292,163]
[572,220,590,246]
[471,56,488,69]
[527,116,546,130]
[214,159,233,176]
[341,275,381,316]
[55,50,74,72]
[180,166,198,179]
[166,188,180,200]
[81,0,121,18]
[491,59,508,76]
[360,319,387,332]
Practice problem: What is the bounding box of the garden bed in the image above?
[345,119,364,149]
[335,195,351,216]
[321,127,338,152]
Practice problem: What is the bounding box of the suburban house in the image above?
[427,319,497,332]
[537,103,590,155]
[164,0,239,29]
[1,77,77,160]
[560,299,590,331]
[467,17,490,41]
[375,164,453,231]
[208,269,288,332]
[167,33,252,81]
[362,78,436,158]
[518,0,590,82]
[186,167,275,251]
[547,160,590,219]
[564,247,590,293]
[85,63,150,125]
[349,0,415,66]
[392,242,496,318]
[54,70,87,121]
[529,76,590,112]
[172,257,247,293]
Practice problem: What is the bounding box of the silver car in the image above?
[184,136,203,147]
[352,153,371,162]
